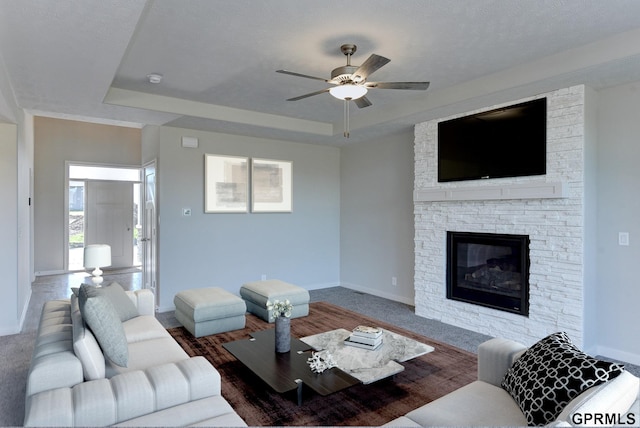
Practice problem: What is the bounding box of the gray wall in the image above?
[33,117,141,273]
[150,126,341,311]
[340,130,415,305]
[595,80,640,363]
[583,87,599,352]
[0,122,19,333]
[0,56,32,335]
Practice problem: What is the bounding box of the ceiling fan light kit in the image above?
[329,84,368,100]
[277,43,429,138]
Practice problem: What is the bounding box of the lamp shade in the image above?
[84,244,112,269]
[329,84,368,100]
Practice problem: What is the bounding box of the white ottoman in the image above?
[174,287,246,337]
[240,279,310,322]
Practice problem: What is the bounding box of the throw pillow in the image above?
[71,295,106,380]
[78,284,129,367]
[100,282,139,322]
[501,331,624,426]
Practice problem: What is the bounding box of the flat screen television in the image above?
[438,98,547,182]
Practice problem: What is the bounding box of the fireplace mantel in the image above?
[414,181,567,202]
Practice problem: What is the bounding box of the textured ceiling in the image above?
[1,0,640,145]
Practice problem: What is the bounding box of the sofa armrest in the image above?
[26,351,84,397]
[477,338,527,387]
[24,356,221,427]
[126,289,155,316]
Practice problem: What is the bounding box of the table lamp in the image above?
[84,244,111,285]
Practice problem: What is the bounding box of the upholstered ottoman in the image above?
[174,287,246,337]
[240,279,310,322]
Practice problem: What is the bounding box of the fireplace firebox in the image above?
[446,232,530,316]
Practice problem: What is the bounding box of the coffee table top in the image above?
[301,328,435,384]
[222,329,360,399]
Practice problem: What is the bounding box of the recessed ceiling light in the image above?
[147,73,163,84]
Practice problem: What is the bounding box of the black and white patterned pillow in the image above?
[501,332,624,426]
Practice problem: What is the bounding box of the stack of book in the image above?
[344,325,383,350]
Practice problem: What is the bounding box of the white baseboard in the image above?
[593,345,640,366]
[35,269,66,276]
[156,304,175,314]
[339,282,415,306]
[0,325,21,336]
[304,281,341,291]
[18,287,32,332]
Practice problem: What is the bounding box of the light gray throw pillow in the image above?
[78,284,129,367]
[100,282,139,321]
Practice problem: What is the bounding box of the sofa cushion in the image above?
[401,380,528,427]
[122,315,171,344]
[501,331,624,425]
[71,296,105,380]
[112,396,248,427]
[105,337,188,378]
[78,284,129,367]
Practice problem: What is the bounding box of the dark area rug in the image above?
[167,301,477,426]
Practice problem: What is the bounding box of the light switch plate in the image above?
[618,232,629,246]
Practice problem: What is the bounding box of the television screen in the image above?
[437,98,546,182]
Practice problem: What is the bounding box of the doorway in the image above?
[67,163,142,271]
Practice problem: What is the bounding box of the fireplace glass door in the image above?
[446,232,530,316]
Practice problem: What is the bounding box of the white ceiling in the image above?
[1,0,640,145]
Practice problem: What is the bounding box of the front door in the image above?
[85,181,134,268]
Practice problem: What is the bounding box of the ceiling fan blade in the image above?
[276,69,330,82]
[286,88,330,101]
[365,81,430,90]
[353,96,372,109]
[351,54,390,81]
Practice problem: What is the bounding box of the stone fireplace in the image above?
[413,85,590,347]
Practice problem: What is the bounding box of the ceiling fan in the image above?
[277,43,430,137]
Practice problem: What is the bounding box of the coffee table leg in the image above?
[295,378,303,406]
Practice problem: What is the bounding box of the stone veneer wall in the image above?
[414,85,587,347]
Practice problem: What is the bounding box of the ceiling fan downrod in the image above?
[341,44,356,67]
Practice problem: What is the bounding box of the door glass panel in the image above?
[68,180,85,271]
[70,165,141,182]
[133,183,142,266]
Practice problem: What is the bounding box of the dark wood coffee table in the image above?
[222,329,360,405]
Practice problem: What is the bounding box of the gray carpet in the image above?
[0,331,35,427]
[2,284,638,427]
[310,287,492,353]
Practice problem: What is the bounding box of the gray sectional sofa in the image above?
[385,336,639,426]
[24,283,246,427]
